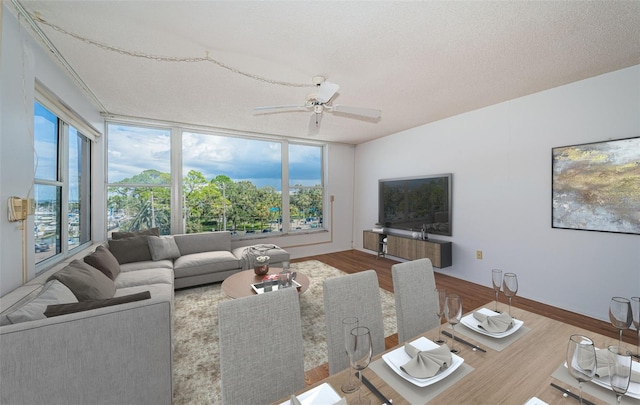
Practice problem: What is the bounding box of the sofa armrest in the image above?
[0,299,172,405]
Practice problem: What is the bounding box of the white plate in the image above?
[278,383,342,405]
[381,336,464,387]
[460,307,524,338]
[588,349,640,400]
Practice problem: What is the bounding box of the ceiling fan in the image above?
[253,76,382,135]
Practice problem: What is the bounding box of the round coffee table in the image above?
[221,268,310,298]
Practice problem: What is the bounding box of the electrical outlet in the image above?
[476,250,483,260]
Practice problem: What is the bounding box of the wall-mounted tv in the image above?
[552,136,640,235]
[378,174,452,236]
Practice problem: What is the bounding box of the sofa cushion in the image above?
[48,260,116,301]
[4,280,78,324]
[111,227,159,240]
[109,236,153,264]
[148,235,181,261]
[173,250,240,279]
[173,232,231,256]
[115,268,174,289]
[44,291,151,317]
[119,259,173,272]
[83,245,121,280]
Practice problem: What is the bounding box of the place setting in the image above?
[454,270,531,352]
[366,293,474,405]
[550,297,640,404]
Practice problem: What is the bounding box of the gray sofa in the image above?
[0,230,289,405]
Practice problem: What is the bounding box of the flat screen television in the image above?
[378,174,452,236]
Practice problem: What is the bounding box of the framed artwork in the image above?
[552,136,640,235]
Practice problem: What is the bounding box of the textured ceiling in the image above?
[14,0,640,144]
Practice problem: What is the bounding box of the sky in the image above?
[107,124,322,190]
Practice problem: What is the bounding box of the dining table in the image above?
[274,301,640,405]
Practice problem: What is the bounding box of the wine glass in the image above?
[341,317,359,393]
[347,326,373,405]
[444,294,463,354]
[609,297,633,347]
[631,297,639,359]
[492,269,503,312]
[566,334,597,404]
[502,273,518,317]
[434,289,447,344]
[606,345,633,404]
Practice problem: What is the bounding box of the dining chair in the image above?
[391,258,440,343]
[218,287,305,405]
[323,269,385,375]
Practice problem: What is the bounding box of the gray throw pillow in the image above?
[109,236,153,264]
[148,235,181,261]
[111,227,159,240]
[44,291,151,317]
[48,260,116,301]
[83,245,121,280]
[5,280,78,324]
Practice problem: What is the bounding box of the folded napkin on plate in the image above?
[400,343,452,379]
[577,350,640,383]
[472,311,514,333]
[289,394,347,405]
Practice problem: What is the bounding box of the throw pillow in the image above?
[83,245,121,280]
[5,280,78,324]
[111,227,159,240]
[44,291,151,317]
[148,235,181,261]
[108,236,153,264]
[48,260,116,301]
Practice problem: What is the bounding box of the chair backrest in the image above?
[323,270,385,375]
[218,288,305,404]
[391,258,439,343]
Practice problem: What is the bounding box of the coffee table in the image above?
[221,268,310,298]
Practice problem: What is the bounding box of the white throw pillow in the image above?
[148,235,181,261]
[5,280,78,324]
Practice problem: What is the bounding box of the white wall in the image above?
[354,65,640,322]
[1,5,104,295]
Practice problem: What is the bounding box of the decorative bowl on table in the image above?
[253,255,270,275]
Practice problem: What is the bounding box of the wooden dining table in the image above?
[274,301,640,405]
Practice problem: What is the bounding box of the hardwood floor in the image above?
[293,249,638,386]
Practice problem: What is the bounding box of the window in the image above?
[34,101,91,264]
[106,122,325,238]
[289,143,323,231]
[107,124,172,237]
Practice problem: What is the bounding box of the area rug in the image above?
[172,260,397,405]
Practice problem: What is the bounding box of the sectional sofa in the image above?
[0,230,289,405]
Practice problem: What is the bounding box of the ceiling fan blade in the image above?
[308,112,322,135]
[253,104,308,114]
[330,104,382,119]
[315,81,340,103]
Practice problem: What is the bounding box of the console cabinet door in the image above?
[363,231,381,252]
[387,235,416,260]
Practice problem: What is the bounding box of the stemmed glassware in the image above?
[492,269,503,312]
[347,326,373,405]
[502,273,518,317]
[444,294,463,354]
[606,345,633,404]
[631,297,640,359]
[341,317,359,393]
[609,297,633,347]
[434,289,447,344]
[566,334,597,404]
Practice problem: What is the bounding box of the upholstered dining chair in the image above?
[391,258,440,343]
[323,269,385,375]
[218,287,305,405]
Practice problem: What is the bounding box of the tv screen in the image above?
[378,174,452,236]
